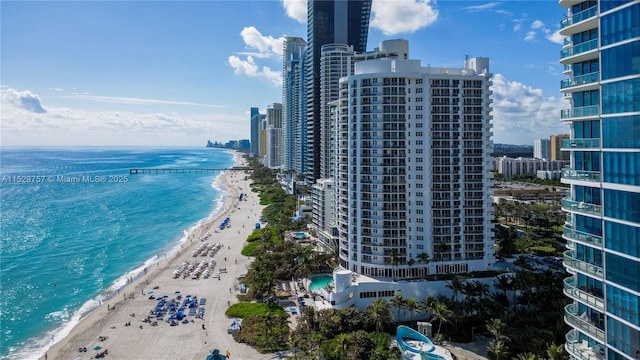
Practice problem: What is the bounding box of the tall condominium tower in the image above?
[264,103,283,168]
[336,41,494,279]
[551,133,570,160]
[305,0,372,183]
[283,37,307,173]
[559,1,640,359]
[534,138,551,159]
[250,107,261,157]
[319,43,355,180]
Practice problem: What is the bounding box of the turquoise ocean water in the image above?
[0,147,235,359]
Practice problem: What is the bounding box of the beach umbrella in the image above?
[175,290,181,294]
[93,345,102,351]
[186,294,191,298]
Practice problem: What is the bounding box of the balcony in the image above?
[564,303,605,342]
[561,105,599,119]
[562,198,602,216]
[563,250,604,278]
[561,72,599,89]
[560,39,598,63]
[560,6,597,30]
[563,226,603,247]
[563,276,604,311]
[561,138,601,150]
[561,169,601,183]
[565,330,605,360]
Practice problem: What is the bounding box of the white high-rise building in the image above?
[264,103,283,169]
[335,41,495,279]
[534,138,551,159]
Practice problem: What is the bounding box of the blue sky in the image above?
[1,0,570,146]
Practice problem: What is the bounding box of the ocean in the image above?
[0,147,236,360]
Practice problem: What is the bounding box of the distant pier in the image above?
[129,166,251,174]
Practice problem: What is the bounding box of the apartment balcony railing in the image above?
[561,39,598,59]
[565,330,605,360]
[563,276,605,311]
[564,303,605,342]
[562,169,601,182]
[561,105,599,119]
[561,6,598,29]
[563,226,603,247]
[561,72,599,89]
[563,250,604,278]
[562,198,602,216]
[562,138,601,149]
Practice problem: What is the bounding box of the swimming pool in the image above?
[294,232,308,239]
[308,275,333,292]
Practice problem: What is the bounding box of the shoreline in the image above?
[37,150,276,360]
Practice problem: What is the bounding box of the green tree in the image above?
[446,275,465,302]
[389,294,407,322]
[488,340,509,360]
[430,301,453,335]
[546,343,566,360]
[367,298,392,333]
[486,318,508,342]
[405,297,419,323]
[386,249,400,281]
[416,252,431,278]
[332,333,351,359]
[516,352,539,360]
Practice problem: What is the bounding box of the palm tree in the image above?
[485,318,508,342]
[367,298,392,333]
[416,252,431,278]
[332,333,351,358]
[419,295,435,319]
[405,297,419,323]
[430,301,453,335]
[516,352,539,360]
[487,339,509,360]
[446,275,465,302]
[546,343,565,360]
[386,249,400,281]
[389,293,407,322]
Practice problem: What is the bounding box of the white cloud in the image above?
[531,19,545,29]
[282,0,306,23]
[227,27,284,86]
[1,88,47,113]
[262,66,283,86]
[240,26,285,57]
[1,89,247,146]
[524,30,537,42]
[464,2,500,12]
[67,94,225,108]
[523,19,565,44]
[545,29,565,45]
[228,55,259,77]
[491,74,568,144]
[370,0,438,35]
[513,19,523,31]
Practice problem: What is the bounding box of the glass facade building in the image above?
[305,0,372,183]
[282,37,307,173]
[558,1,640,359]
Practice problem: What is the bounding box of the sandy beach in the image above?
[41,152,280,360]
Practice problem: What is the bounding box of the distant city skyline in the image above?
[2,0,568,146]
